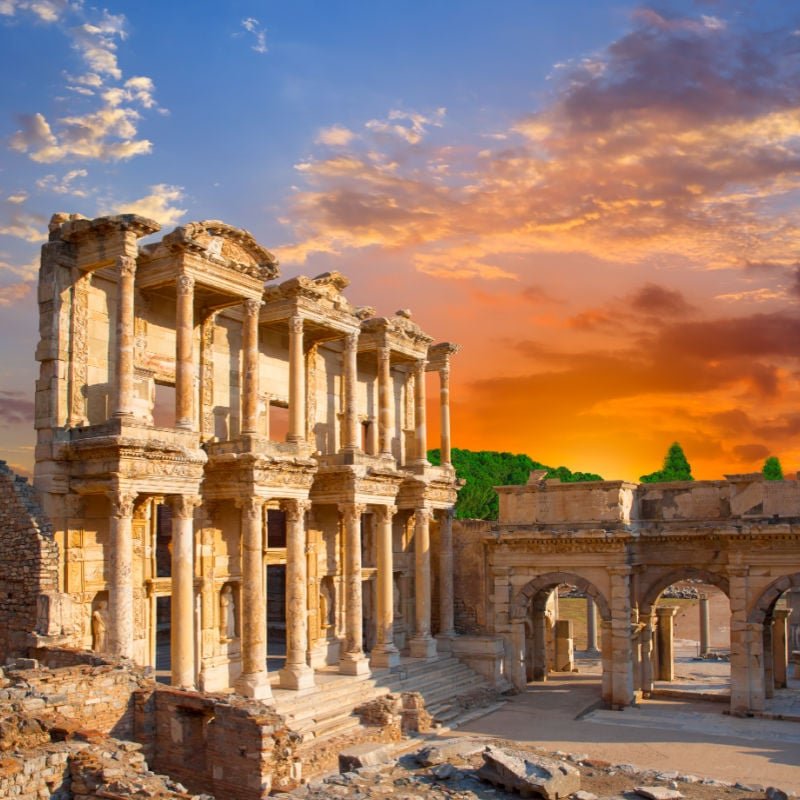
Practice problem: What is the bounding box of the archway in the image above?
[639,569,730,699]
[510,572,612,698]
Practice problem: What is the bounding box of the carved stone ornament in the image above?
[117,256,137,277]
[244,298,262,316]
[108,490,137,518]
[289,315,304,334]
[339,502,367,522]
[282,498,312,522]
[177,274,195,295]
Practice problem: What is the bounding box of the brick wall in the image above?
[453,519,492,634]
[0,461,60,661]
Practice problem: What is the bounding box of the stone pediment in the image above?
[361,310,434,350]
[159,220,279,281]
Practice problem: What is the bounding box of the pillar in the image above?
[608,566,635,707]
[439,364,451,466]
[413,359,428,464]
[656,605,678,681]
[438,508,455,638]
[410,507,437,658]
[377,346,392,457]
[699,593,710,656]
[339,502,370,675]
[280,499,315,690]
[586,596,599,653]
[341,331,360,454]
[241,298,261,435]
[113,256,136,418]
[371,505,400,668]
[640,614,655,696]
[764,617,775,699]
[773,608,791,689]
[108,490,136,658]
[170,495,199,689]
[287,315,305,442]
[175,274,195,430]
[235,498,271,699]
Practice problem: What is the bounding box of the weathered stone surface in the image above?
[415,738,484,766]
[765,787,789,800]
[339,743,396,772]
[477,746,581,799]
[634,787,683,800]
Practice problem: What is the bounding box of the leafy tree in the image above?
[762,456,783,481]
[428,447,603,520]
[639,441,693,483]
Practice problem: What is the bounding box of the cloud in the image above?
[6,191,28,204]
[629,283,696,317]
[316,125,356,147]
[36,168,90,196]
[365,108,446,145]
[732,443,770,462]
[0,0,67,22]
[0,281,33,306]
[241,17,267,54]
[110,184,186,226]
[715,287,786,303]
[0,210,46,242]
[0,390,34,424]
[0,254,39,280]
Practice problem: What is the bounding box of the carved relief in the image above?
[200,313,216,440]
[176,274,195,295]
[68,271,90,426]
[306,343,318,441]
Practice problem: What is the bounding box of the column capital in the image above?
[339,502,367,522]
[107,490,137,518]
[235,496,265,518]
[281,497,312,521]
[656,605,679,618]
[177,274,195,295]
[344,330,359,348]
[169,494,202,519]
[378,345,391,363]
[117,255,136,276]
[375,504,398,522]
[289,314,304,334]
[414,506,433,523]
[414,358,428,375]
[439,506,455,522]
[244,297,262,316]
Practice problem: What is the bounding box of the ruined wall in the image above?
[0,461,61,661]
[453,519,492,634]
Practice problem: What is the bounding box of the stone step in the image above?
[298,711,364,742]
[276,681,389,723]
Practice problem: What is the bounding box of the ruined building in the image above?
[25,212,461,697]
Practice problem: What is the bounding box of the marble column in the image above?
[241,298,261,435]
[280,499,315,690]
[113,256,136,418]
[586,596,599,653]
[175,274,195,430]
[377,346,392,457]
[235,498,272,699]
[108,490,137,658]
[773,608,791,689]
[342,331,360,454]
[170,495,199,689]
[413,359,429,464]
[699,593,710,656]
[371,505,399,668]
[656,605,678,681]
[339,502,370,675]
[287,315,305,442]
[410,507,437,658]
[439,364,451,466]
[438,508,455,638]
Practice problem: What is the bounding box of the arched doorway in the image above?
[639,569,730,699]
[510,572,612,700]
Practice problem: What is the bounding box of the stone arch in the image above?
[640,567,729,616]
[747,572,800,624]
[510,571,611,622]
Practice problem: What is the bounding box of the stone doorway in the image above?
[266,564,286,672]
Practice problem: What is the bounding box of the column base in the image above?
[409,635,437,659]
[339,651,371,676]
[279,663,316,692]
[235,671,273,700]
[370,645,400,669]
[435,633,456,654]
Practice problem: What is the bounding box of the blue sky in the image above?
[2,1,800,480]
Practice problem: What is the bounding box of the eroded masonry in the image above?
[28,212,460,694]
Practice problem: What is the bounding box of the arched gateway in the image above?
[468,473,800,715]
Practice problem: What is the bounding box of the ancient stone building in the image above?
[28,212,460,698]
[453,473,800,715]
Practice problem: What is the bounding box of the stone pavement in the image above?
[454,672,800,792]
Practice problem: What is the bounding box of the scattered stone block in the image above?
[415,737,484,766]
[477,746,581,799]
[339,742,395,772]
[766,787,789,800]
[634,787,683,800]
[573,791,598,800]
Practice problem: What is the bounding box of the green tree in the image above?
[640,441,693,483]
[428,447,603,520]
[762,456,783,481]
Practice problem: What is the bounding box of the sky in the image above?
[1,0,800,482]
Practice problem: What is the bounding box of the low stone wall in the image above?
[452,519,492,635]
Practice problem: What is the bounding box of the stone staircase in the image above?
[271,654,501,748]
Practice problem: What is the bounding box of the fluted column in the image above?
[342,331,360,454]
[280,499,315,690]
[339,502,370,675]
[410,506,437,658]
[235,498,271,699]
[241,298,261,435]
[413,359,429,464]
[175,274,195,430]
[439,364,451,466]
[287,315,305,442]
[113,256,136,418]
[371,505,399,668]
[108,490,137,658]
[170,495,200,689]
[377,346,392,457]
[438,508,455,638]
